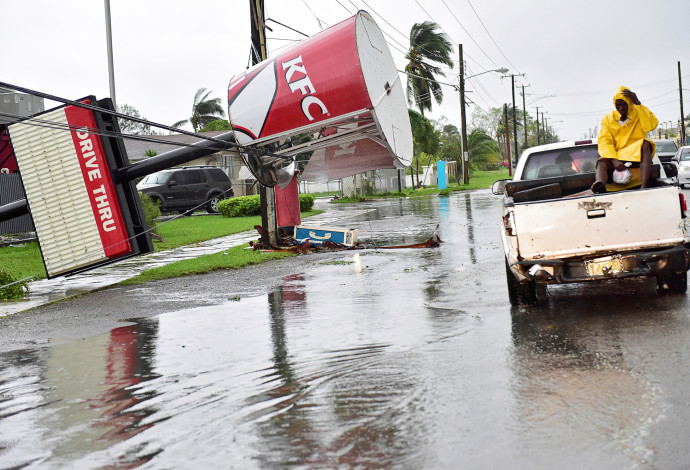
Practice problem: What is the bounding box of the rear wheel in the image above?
[206,194,223,213]
[658,271,688,294]
[506,259,519,306]
[506,259,537,305]
[669,271,688,293]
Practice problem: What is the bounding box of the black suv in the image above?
[136,166,234,214]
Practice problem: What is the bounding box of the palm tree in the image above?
[468,128,500,170]
[405,22,454,117]
[173,88,226,133]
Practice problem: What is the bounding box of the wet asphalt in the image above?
[2,190,690,469]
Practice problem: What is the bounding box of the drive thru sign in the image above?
[8,100,132,276]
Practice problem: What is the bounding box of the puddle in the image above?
[0,191,684,468]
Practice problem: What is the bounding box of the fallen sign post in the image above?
[5,97,152,277]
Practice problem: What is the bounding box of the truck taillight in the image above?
[503,212,516,236]
[680,193,687,214]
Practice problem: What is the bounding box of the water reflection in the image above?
[510,283,665,468]
[0,319,160,468]
[249,273,430,468]
[463,193,477,264]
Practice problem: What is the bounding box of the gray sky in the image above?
[3,0,689,143]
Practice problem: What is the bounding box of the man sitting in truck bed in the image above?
[591,87,659,193]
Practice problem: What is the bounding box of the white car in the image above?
[673,145,690,188]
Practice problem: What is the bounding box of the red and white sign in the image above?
[228,11,412,183]
[65,103,130,258]
[8,100,132,276]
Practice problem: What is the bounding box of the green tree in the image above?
[173,88,225,133]
[405,21,454,116]
[468,128,501,171]
[117,104,157,135]
[408,109,439,187]
[199,119,232,132]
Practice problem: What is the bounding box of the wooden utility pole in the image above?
[511,75,518,169]
[504,104,512,175]
[522,85,528,149]
[459,44,470,184]
[679,61,686,145]
[249,0,278,248]
[535,106,541,145]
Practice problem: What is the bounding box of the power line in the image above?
[440,0,499,69]
[465,0,521,74]
[302,0,329,30]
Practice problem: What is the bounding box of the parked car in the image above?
[652,138,678,162]
[136,166,234,214]
[673,145,690,188]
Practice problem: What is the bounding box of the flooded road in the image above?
[2,190,690,469]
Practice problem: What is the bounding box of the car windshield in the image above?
[521,145,599,180]
[656,141,677,152]
[140,172,171,184]
[680,149,690,161]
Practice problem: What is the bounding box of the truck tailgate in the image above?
[513,186,685,259]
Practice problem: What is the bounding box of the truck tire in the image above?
[662,271,688,294]
[669,271,688,294]
[506,259,520,306]
[505,259,537,305]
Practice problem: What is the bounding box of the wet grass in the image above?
[0,210,323,289]
[331,168,509,203]
[118,243,294,285]
[154,210,322,251]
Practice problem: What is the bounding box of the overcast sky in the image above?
[3,0,689,143]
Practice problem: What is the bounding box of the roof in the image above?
[122,130,232,161]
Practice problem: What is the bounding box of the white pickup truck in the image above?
[492,139,690,305]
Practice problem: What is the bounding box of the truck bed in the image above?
[512,185,685,260]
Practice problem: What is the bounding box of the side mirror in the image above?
[491,179,509,195]
[662,162,678,179]
[168,180,177,187]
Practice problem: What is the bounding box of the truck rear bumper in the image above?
[513,246,690,283]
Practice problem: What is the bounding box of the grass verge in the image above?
[118,243,294,285]
[0,210,323,287]
[331,168,509,202]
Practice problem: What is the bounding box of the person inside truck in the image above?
[591,87,659,193]
[555,154,577,175]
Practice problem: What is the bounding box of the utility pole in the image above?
[544,117,549,143]
[680,61,686,145]
[504,104,512,175]
[459,44,469,184]
[522,85,528,150]
[104,0,116,108]
[535,106,541,145]
[511,75,518,168]
[250,0,278,248]
[541,112,545,143]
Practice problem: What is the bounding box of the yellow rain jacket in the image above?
[597,86,658,162]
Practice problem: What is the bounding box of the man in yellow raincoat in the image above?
[591,87,658,193]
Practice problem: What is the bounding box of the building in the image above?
[0,86,45,125]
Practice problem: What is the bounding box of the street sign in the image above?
[8,98,152,277]
[228,11,412,184]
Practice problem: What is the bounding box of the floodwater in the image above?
[2,191,690,469]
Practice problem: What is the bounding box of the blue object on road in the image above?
[437,161,447,190]
[294,225,358,246]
